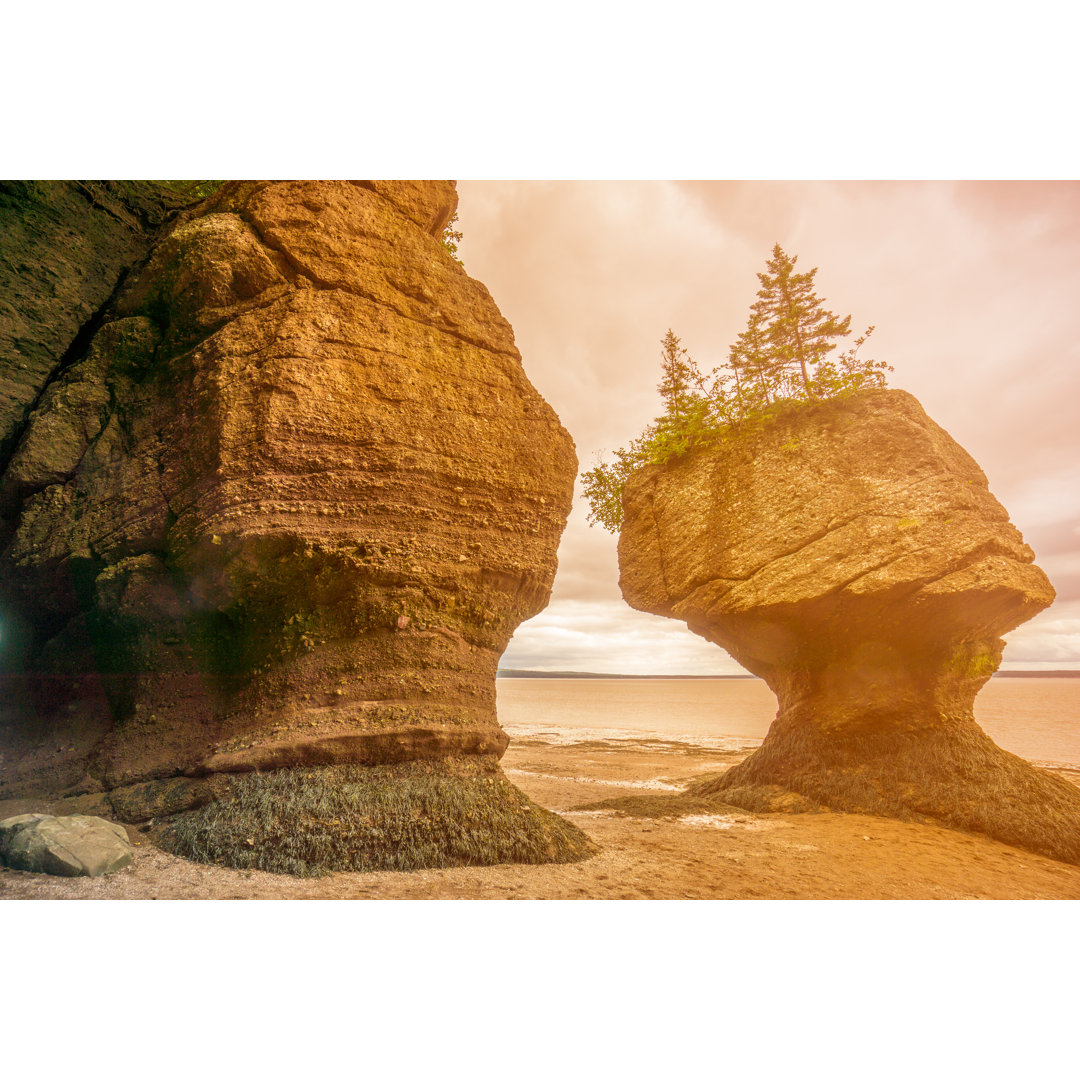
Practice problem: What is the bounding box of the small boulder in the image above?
[0,814,134,877]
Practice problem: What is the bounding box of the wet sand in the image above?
[4,736,1080,899]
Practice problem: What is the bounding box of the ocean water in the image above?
[496,677,1080,770]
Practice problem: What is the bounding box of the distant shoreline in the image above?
[993,670,1080,678]
[497,670,752,680]
[497,669,1080,680]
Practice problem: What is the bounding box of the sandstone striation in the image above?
[0,180,593,873]
[619,388,1080,864]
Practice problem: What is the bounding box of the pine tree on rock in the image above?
[656,328,701,425]
[728,307,774,411]
[752,243,852,399]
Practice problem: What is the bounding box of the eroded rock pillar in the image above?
[0,181,595,872]
[619,389,1080,864]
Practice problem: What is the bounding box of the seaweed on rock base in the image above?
[691,713,1080,866]
[156,756,597,877]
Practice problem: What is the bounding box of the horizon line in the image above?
[497,668,1080,679]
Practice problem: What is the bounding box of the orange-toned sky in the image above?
[456,181,1080,673]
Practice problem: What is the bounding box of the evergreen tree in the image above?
[581,429,658,533]
[656,329,701,425]
[752,243,851,398]
[728,307,774,411]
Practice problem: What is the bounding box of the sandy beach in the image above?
[4,736,1080,900]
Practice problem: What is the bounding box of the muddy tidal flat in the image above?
[4,736,1080,900]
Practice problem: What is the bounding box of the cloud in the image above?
[501,598,747,676]
[1004,600,1080,665]
[1022,516,1080,559]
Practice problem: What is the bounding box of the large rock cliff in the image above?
[619,389,1080,864]
[0,180,593,873]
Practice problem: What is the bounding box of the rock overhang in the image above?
[620,388,1054,655]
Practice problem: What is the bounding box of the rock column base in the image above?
[155,756,597,877]
[694,710,1080,866]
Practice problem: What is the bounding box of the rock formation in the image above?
[619,388,1080,864]
[0,180,594,873]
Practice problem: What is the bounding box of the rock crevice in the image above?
[0,181,188,473]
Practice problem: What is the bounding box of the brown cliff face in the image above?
[619,389,1080,864]
[0,182,187,469]
[0,181,593,872]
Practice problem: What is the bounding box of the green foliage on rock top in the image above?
[441,209,464,265]
[581,244,893,532]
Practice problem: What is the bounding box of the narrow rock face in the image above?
[0,181,593,871]
[619,389,1080,864]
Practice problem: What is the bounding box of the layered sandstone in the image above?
[0,181,593,871]
[619,389,1080,864]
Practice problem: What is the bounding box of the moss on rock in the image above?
[692,713,1080,864]
[156,757,597,877]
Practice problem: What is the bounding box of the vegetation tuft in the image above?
[692,716,1080,866]
[582,244,892,531]
[575,791,744,819]
[156,181,225,203]
[157,757,597,876]
[441,210,464,265]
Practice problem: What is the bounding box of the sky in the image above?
[455,181,1080,674]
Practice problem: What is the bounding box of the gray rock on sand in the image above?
[0,814,134,877]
